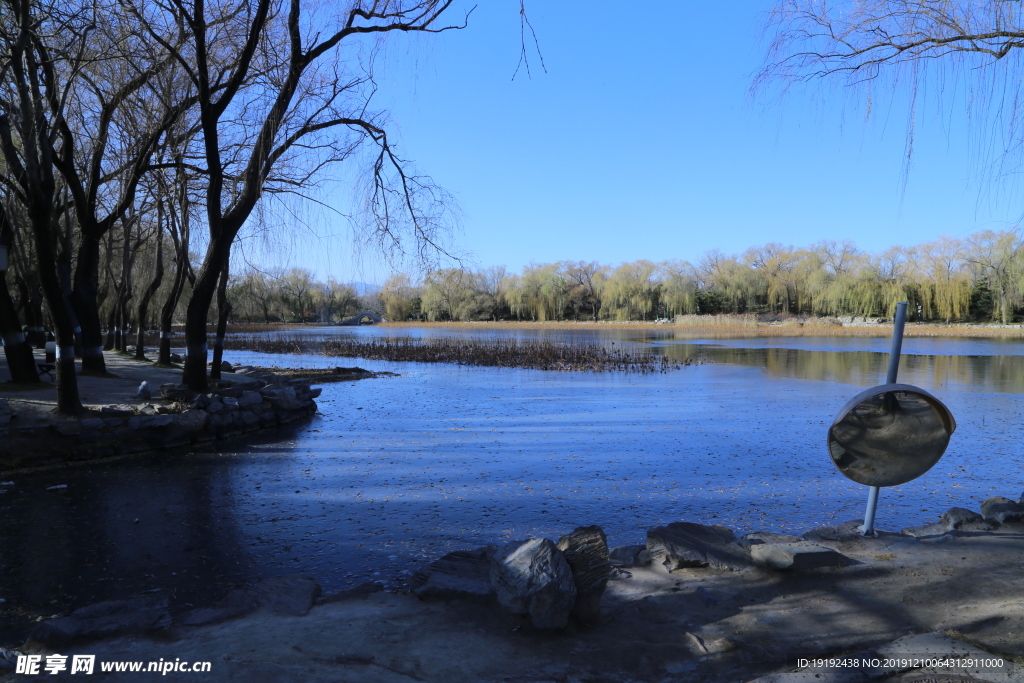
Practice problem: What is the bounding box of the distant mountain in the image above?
[352,282,381,296]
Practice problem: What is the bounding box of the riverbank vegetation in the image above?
[222,336,693,373]
[222,232,1024,326]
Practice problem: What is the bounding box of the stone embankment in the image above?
[0,365,320,472]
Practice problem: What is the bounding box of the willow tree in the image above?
[965,229,1024,323]
[762,3,1024,321]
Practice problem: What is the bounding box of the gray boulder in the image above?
[29,596,171,645]
[238,391,263,408]
[937,509,987,532]
[135,381,151,399]
[803,519,870,541]
[742,532,803,544]
[981,496,1024,524]
[0,648,20,671]
[750,541,846,570]
[556,526,611,625]
[408,546,496,602]
[609,544,649,567]
[127,414,174,430]
[255,575,321,616]
[176,588,260,627]
[172,410,208,433]
[491,538,577,629]
[647,522,751,572]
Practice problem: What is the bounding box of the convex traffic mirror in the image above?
[828,383,956,488]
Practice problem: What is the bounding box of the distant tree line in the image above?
[374,232,1024,323]
[227,268,376,323]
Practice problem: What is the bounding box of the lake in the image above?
[1,326,1020,645]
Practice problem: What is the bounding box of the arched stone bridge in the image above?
[338,311,383,326]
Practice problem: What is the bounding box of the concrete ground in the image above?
[5,523,1023,682]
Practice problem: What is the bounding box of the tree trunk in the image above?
[15,272,46,347]
[0,275,39,384]
[210,257,231,381]
[71,235,108,373]
[135,221,164,360]
[0,206,39,383]
[31,219,82,414]
[104,304,116,350]
[183,236,232,391]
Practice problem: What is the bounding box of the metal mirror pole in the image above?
[861,301,908,537]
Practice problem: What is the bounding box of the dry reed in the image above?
[221,335,696,373]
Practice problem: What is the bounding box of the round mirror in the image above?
[828,383,956,487]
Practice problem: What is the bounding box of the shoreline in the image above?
[0,353,323,474]
[205,318,1024,338]
[3,502,1022,682]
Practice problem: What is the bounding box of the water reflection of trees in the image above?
[659,344,1024,392]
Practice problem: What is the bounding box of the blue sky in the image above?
[269,1,1024,284]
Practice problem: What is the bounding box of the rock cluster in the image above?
[409,519,857,632]
[900,497,1024,537]
[0,367,320,470]
[410,525,613,630]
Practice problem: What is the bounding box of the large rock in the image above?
[556,526,611,625]
[255,575,321,616]
[609,545,649,567]
[408,546,496,602]
[981,496,1024,524]
[176,588,260,627]
[238,390,263,408]
[941,506,986,529]
[261,386,301,411]
[29,596,171,645]
[491,538,577,629]
[750,541,846,570]
[802,520,870,541]
[127,414,174,430]
[172,410,208,433]
[646,522,751,572]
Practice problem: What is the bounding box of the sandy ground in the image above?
[4,522,1022,682]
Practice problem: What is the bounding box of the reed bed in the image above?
[221,335,695,373]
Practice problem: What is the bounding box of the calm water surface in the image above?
[1,328,1021,645]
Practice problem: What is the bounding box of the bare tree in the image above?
[0,0,89,412]
[123,0,468,390]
